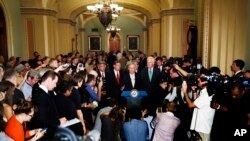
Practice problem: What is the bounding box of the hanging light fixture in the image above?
[106,25,120,38]
[87,0,123,28]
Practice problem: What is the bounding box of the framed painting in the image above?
[88,35,101,51]
[127,35,139,51]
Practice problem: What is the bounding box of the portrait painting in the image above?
[127,35,139,51]
[88,35,101,51]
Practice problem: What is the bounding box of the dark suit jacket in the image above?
[30,85,60,140]
[231,71,244,84]
[107,54,117,70]
[156,66,169,83]
[97,70,108,79]
[106,70,124,98]
[140,67,161,97]
[54,93,83,135]
[138,58,147,73]
[123,72,141,91]
[13,88,25,104]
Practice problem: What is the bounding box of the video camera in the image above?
[240,78,250,92]
[203,73,231,96]
[185,74,199,86]
[185,72,231,96]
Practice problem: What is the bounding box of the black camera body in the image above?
[203,73,231,96]
[96,76,106,92]
[186,74,199,86]
[240,78,250,92]
[203,73,231,109]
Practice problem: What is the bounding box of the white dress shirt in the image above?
[129,73,135,88]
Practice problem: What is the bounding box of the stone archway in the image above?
[0,7,7,61]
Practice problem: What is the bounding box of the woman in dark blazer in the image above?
[123,63,141,91]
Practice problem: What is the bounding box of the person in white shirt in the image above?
[182,77,215,141]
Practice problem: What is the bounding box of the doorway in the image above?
[109,35,120,53]
[0,7,7,61]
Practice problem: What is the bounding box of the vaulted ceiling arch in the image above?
[56,0,160,20]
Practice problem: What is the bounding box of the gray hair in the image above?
[147,56,155,63]
[27,69,39,79]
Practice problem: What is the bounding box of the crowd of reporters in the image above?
[0,51,249,141]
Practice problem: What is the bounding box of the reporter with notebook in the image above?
[54,80,84,136]
[30,70,67,140]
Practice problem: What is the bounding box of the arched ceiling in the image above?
[57,0,161,20]
[20,0,194,20]
[83,15,144,36]
[80,8,146,27]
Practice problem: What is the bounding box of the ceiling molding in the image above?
[20,8,57,17]
[147,18,161,27]
[118,3,152,19]
[58,18,76,26]
[151,18,161,24]
[70,2,154,21]
[161,8,194,16]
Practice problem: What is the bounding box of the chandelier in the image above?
[106,25,120,38]
[87,0,123,27]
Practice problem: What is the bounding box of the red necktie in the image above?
[116,71,120,84]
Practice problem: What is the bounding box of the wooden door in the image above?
[109,35,120,53]
[0,8,7,61]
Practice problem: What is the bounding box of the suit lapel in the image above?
[134,73,139,88]
[146,69,151,83]
[111,70,116,83]
[151,68,156,82]
[128,74,133,88]
[151,68,158,82]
